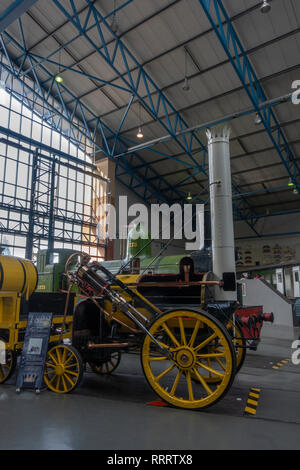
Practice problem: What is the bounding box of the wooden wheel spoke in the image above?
[170,369,182,396]
[155,363,176,382]
[189,320,200,347]
[162,323,180,348]
[65,368,78,377]
[49,374,57,385]
[49,352,58,365]
[178,317,186,345]
[64,362,77,369]
[196,361,224,378]
[45,362,56,369]
[61,375,68,393]
[196,353,225,358]
[149,356,168,362]
[56,348,62,363]
[194,333,217,353]
[62,347,67,363]
[63,353,74,366]
[56,376,61,391]
[186,371,194,401]
[214,356,226,371]
[192,367,213,396]
[64,373,75,386]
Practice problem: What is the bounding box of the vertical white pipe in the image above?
[206,126,237,302]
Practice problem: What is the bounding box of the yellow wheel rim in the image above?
[0,347,14,384]
[44,345,81,394]
[227,319,245,370]
[89,352,121,375]
[142,310,235,409]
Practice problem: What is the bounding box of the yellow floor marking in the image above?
[244,387,261,416]
[247,398,259,406]
[272,366,279,369]
[281,360,289,364]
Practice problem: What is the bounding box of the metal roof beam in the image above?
[114,60,300,137]
[96,12,300,121]
[61,1,267,110]
[0,0,38,32]
[198,0,300,191]
[52,0,208,175]
[131,114,300,173]
[0,32,182,205]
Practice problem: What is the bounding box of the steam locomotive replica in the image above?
[0,127,273,409]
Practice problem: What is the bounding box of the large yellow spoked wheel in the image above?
[44,345,83,394]
[0,340,16,384]
[89,352,121,375]
[141,309,236,410]
[227,318,246,373]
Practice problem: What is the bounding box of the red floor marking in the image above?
[147,399,168,407]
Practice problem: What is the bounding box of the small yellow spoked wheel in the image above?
[44,345,83,394]
[227,318,246,373]
[89,352,121,375]
[141,309,236,410]
[0,340,16,384]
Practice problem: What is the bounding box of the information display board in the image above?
[16,312,53,393]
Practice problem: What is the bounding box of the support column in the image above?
[47,155,56,253]
[95,156,116,261]
[25,149,38,260]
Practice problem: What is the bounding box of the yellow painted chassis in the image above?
[0,291,73,353]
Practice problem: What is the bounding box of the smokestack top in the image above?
[206,126,231,145]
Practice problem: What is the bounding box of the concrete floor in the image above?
[0,336,300,450]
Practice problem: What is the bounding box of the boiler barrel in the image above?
[0,255,38,298]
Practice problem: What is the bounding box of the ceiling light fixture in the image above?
[261,0,271,14]
[111,0,118,33]
[55,74,63,84]
[182,47,190,91]
[254,112,262,125]
[186,192,193,201]
[288,178,295,187]
[137,102,144,139]
[137,127,144,139]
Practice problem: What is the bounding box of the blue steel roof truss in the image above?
[0,0,289,235]
[198,0,300,193]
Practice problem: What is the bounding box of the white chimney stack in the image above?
[206,126,237,302]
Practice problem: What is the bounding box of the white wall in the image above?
[234,213,300,266]
[241,279,298,339]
